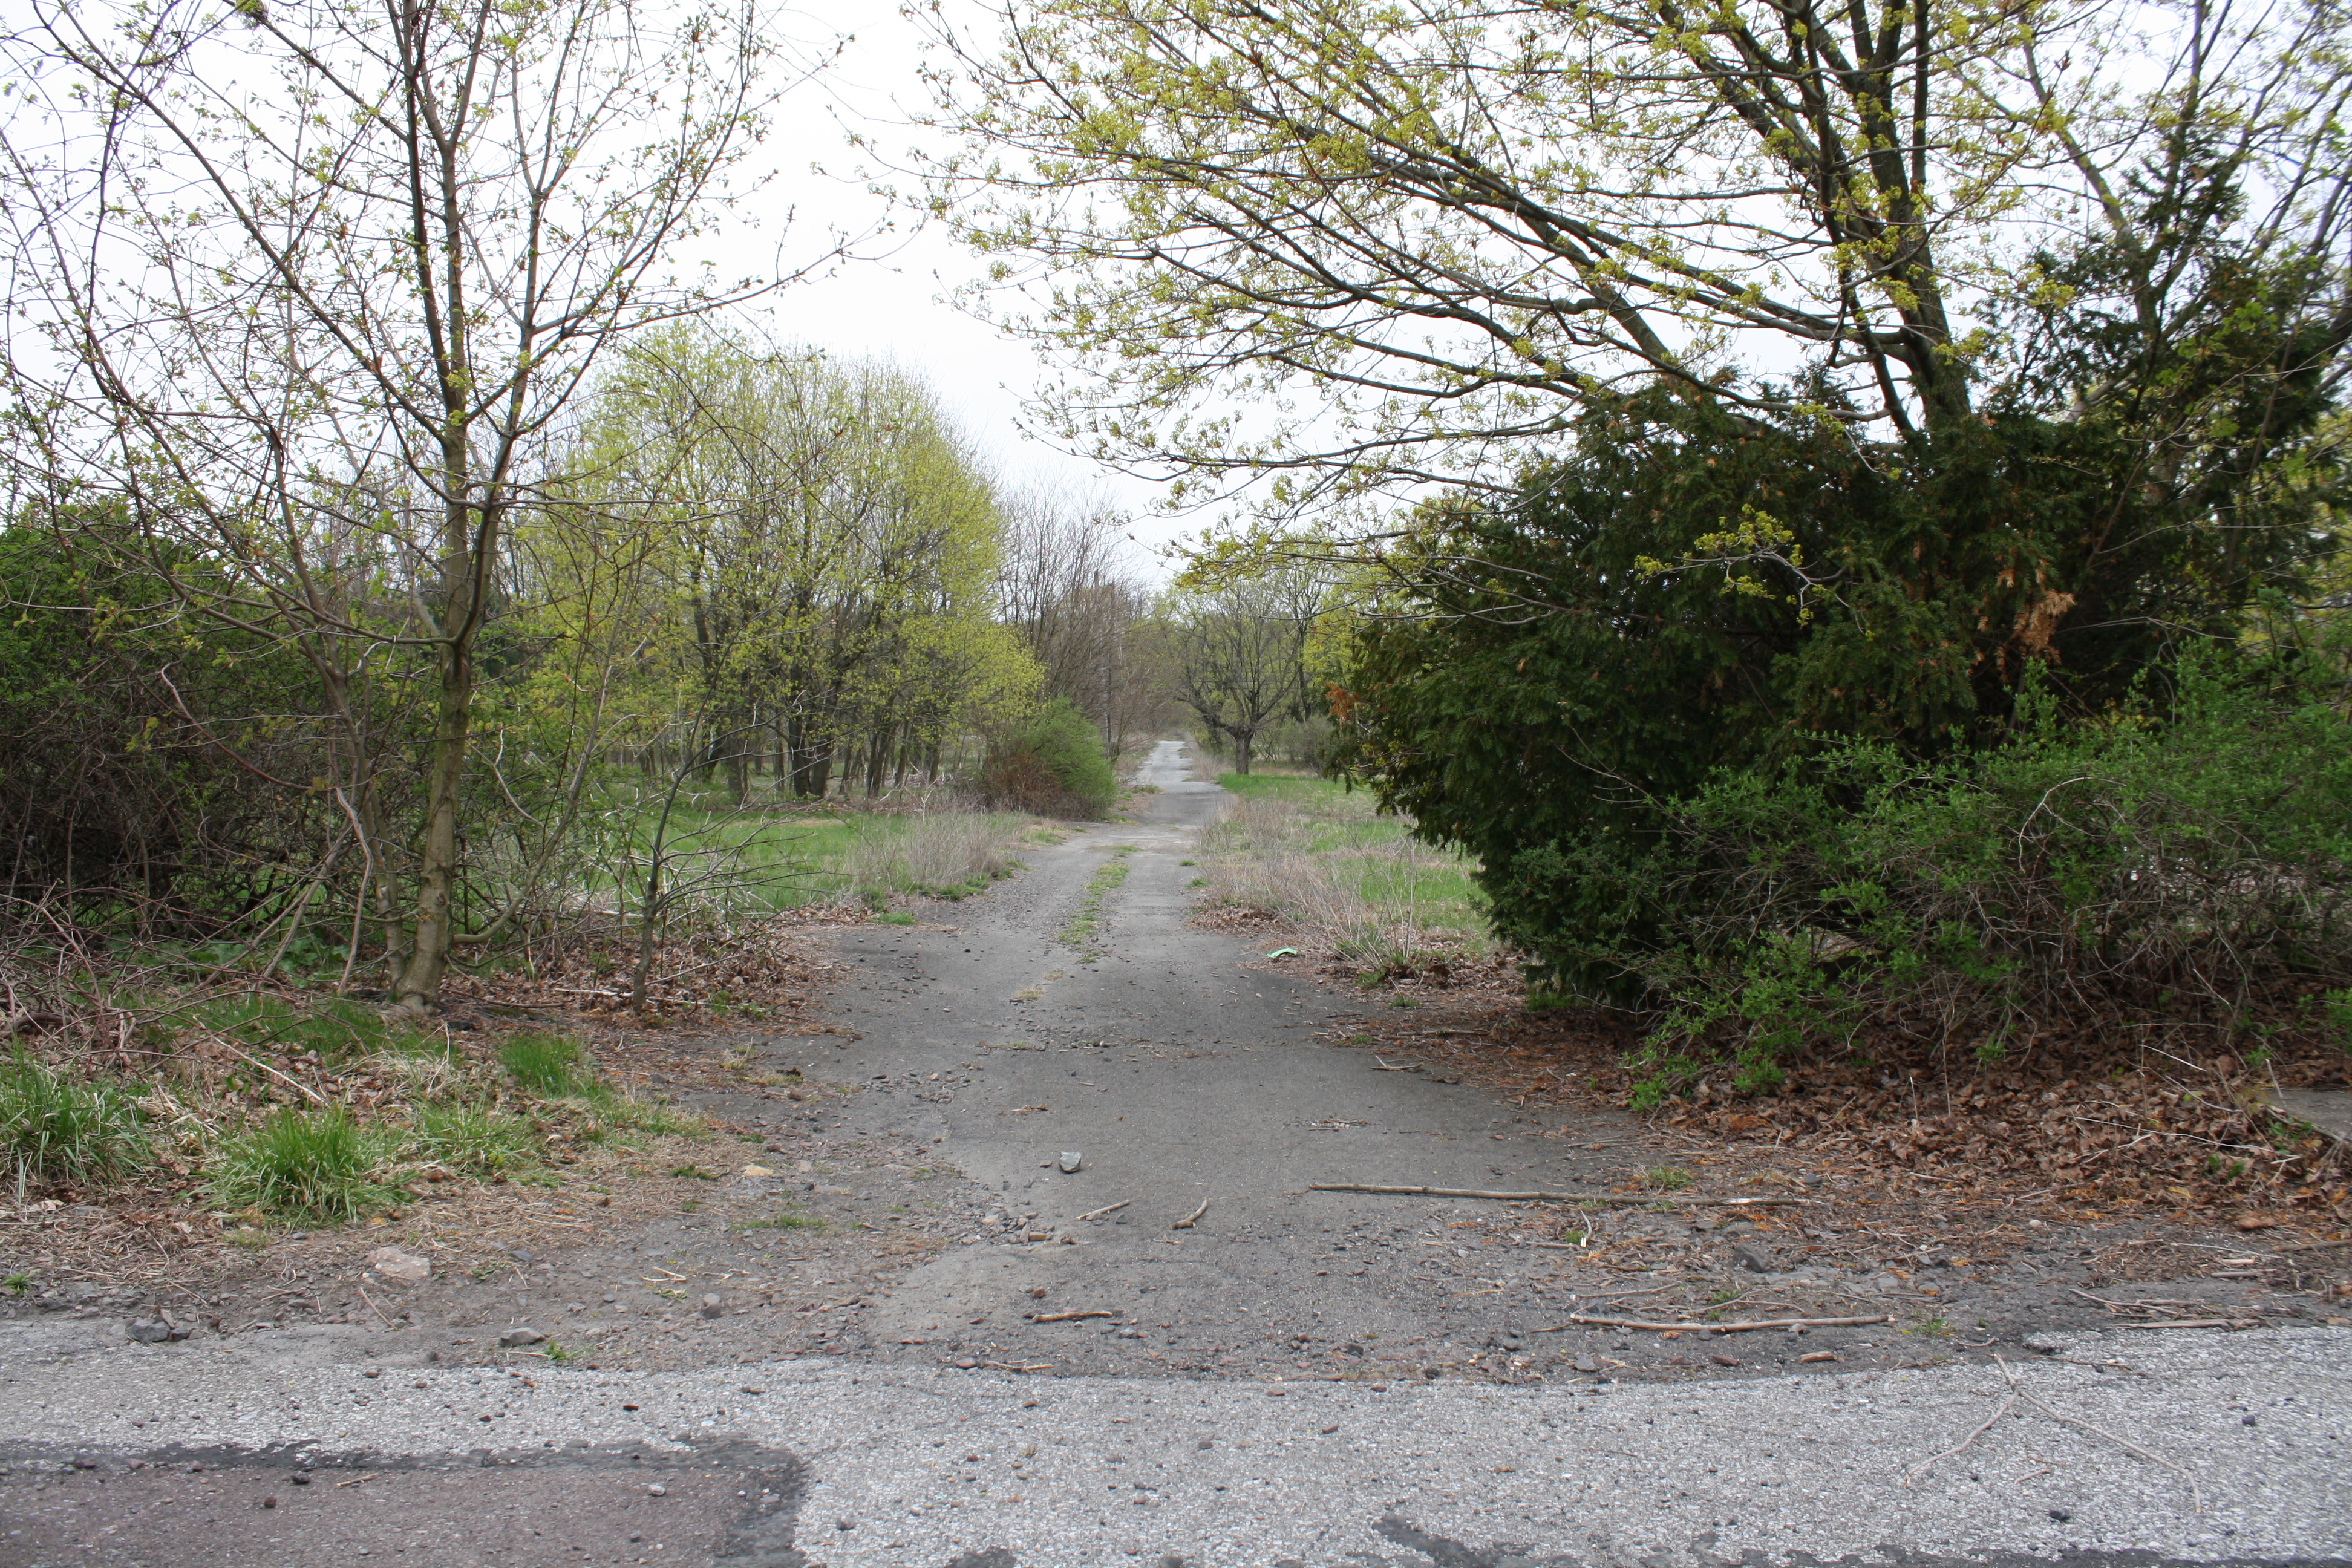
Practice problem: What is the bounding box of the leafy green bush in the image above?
[1338,364,2345,1004]
[208,1106,387,1220]
[984,698,1117,817]
[0,524,330,922]
[2327,986,2352,1051]
[0,1053,148,1186]
[1624,650,2352,1100]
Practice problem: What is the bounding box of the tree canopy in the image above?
[918,0,2352,512]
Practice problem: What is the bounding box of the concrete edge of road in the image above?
[4,1324,2348,1566]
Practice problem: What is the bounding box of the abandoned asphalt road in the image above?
[2,742,2346,1567]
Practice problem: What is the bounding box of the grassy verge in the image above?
[2,985,710,1247]
[1198,773,1490,977]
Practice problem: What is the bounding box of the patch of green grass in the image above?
[407,1103,538,1178]
[1,1053,149,1186]
[542,1342,576,1363]
[590,1097,703,1140]
[669,1163,717,1180]
[501,1033,592,1097]
[1644,1166,1693,1191]
[580,796,1043,914]
[4,1272,30,1296]
[208,1106,389,1221]
[1215,772,1344,802]
[742,1209,823,1232]
[874,911,916,926]
[1058,858,1132,949]
[1910,1316,1955,1338]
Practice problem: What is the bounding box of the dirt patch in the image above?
[1,910,1016,1373]
[1191,940,2352,1364]
[2,1033,1014,1376]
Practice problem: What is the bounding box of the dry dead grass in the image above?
[1197,789,1489,975]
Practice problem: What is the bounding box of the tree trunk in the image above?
[392,613,475,1008]
[724,722,750,804]
[1233,728,1253,775]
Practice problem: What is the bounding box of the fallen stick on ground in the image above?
[1558,1313,1891,1334]
[1903,1391,2020,1488]
[1371,1058,1416,1071]
[1174,1197,1210,1229]
[1032,1309,1115,1324]
[206,1036,332,1106]
[1308,1183,1806,1207]
[354,1284,396,1331]
[1999,1357,2201,1514]
[2123,1318,2256,1330]
[1073,1200,1131,1222]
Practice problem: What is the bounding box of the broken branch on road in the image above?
[1903,1391,2020,1488]
[1554,1314,1892,1334]
[1308,1183,1807,1207]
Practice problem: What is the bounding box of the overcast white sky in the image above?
[710,1,1188,567]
